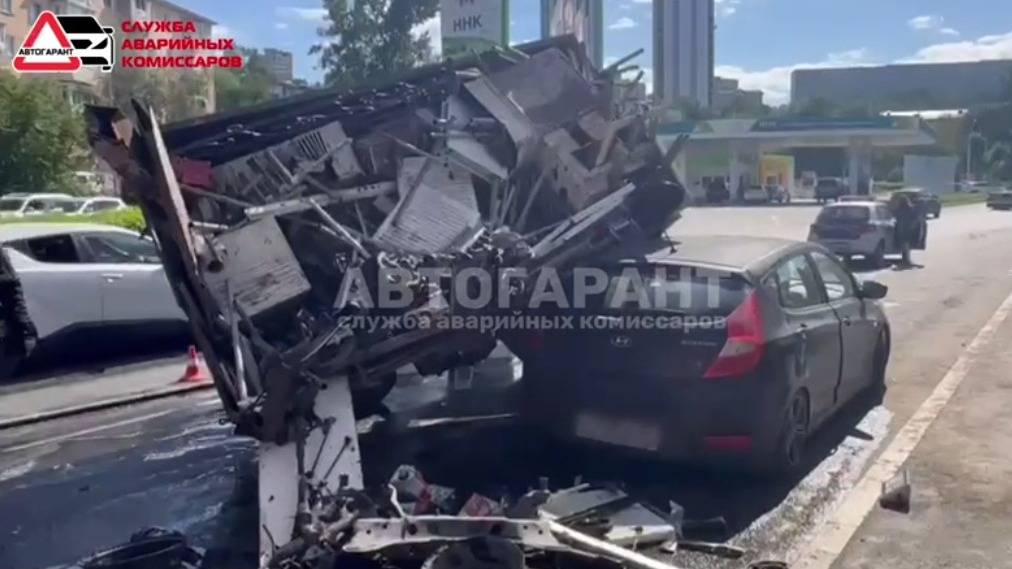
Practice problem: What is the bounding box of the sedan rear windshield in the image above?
[817,206,870,224]
[587,264,751,316]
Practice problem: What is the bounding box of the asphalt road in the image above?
[1,202,1011,569]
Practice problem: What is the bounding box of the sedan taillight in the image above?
[704,291,765,379]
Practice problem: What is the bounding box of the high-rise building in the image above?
[653,0,714,108]
[262,48,294,84]
[540,0,603,69]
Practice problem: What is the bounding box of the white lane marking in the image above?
[793,287,1012,569]
[1,409,175,454]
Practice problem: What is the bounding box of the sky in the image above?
[173,0,1012,106]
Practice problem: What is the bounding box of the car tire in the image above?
[751,391,810,477]
[869,241,885,268]
[865,330,890,404]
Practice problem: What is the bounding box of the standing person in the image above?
[891,194,916,266]
[0,246,36,378]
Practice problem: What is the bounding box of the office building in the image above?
[792,59,1012,110]
[540,0,603,68]
[712,76,763,114]
[653,0,714,108]
[262,48,294,84]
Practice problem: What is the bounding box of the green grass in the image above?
[939,193,988,207]
[0,207,146,232]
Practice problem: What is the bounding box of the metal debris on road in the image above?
[86,35,687,569]
[879,468,912,513]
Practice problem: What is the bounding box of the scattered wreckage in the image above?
[87,36,691,569]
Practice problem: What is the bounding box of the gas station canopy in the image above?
[657,116,937,148]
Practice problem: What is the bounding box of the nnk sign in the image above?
[440,0,508,57]
[13,10,242,74]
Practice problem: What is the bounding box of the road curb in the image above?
[0,381,214,431]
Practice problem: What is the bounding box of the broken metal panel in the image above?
[464,76,538,153]
[444,95,509,181]
[213,121,363,203]
[243,181,396,219]
[542,128,613,211]
[374,157,483,254]
[602,503,676,547]
[488,48,604,129]
[540,485,628,521]
[258,377,362,562]
[202,217,311,319]
[344,517,569,554]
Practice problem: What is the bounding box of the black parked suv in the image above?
[815,178,846,203]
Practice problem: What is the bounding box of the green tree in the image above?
[312,0,439,88]
[0,71,88,195]
[214,48,276,111]
[984,141,1012,181]
[107,67,210,123]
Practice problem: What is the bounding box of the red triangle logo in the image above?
[12,11,82,72]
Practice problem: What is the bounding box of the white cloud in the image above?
[411,15,441,59]
[903,31,1012,63]
[211,25,232,39]
[609,16,637,31]
[632,0,651,4]
[907,14,959,36]
[276,7,329,24]
[274,22,289,31]
[716,0,740,17]
[908,15,944,31]
[640,67,654,95]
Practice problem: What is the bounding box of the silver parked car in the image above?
[807,201,900,267]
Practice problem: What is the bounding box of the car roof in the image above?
[0,223,134,242]
[1,193,75,200]
[607,235,813,277]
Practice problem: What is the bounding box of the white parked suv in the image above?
[0,224,188,356]
[0,193,80,218]
[72,197,127,215]
[807,201,900,267]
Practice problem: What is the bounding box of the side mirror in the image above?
[860,280,888,300]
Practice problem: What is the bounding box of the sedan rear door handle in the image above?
[101,273,124,281]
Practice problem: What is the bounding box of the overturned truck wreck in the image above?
[88,36,687,568]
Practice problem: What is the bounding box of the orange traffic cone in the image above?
[178,345,210,384]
